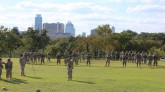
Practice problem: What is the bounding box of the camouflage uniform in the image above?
[86,53,91,66]
[120,51,124,61]
[37,53,41,64]
[148,53,153,66]
[75,51,79,65]
[33,52,37,64]
[29,51,33,63]
[47,52,51,62]
[122,53,127,67]
[67,57,73,81]
[130,51,135,63]
[72,51,78,65]
[56,51,62,65]
[136,52,142,67]
[111,50,115,60]
[128,51,131,62]
[115,51,119,60]
[78,52,81,63]
[153,53,158,66]
[5,58,13,79]
[133,51,137,63]
[143,52,147,64]
[105,54,111,67]
[81,51,85,61]
[24,52,28,64]
[41,54,45,64]
[19,54,26,76]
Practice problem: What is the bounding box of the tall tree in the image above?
[96,24,112,37]
[0,26,21,57]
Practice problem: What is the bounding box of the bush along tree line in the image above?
[1,24,165,58]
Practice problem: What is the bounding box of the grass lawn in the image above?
[0,58,165,92]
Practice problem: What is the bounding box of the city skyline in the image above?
[0,0,165,36]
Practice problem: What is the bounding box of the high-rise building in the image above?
[57,22,64,33]
[111,26,115,33]
[43,22,64,39]
[91,29,97,35]
[82,32,86,37]
[65,21,75,37]
[35,14,42,31]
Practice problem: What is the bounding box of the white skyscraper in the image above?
[35,14,42,31]
[65,21,75,37]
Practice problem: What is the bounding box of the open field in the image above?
[1,58,165,92]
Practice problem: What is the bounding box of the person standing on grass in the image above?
[41,53,45,64]
[105,53,111,67]
[47,52,51,62]
[136,52,142,67]
[122,53,127,67]
[0,57,6,79]
[148,52,153,66]
[19,54,26,76]
[153,53,158,66]
[143,52,147,64]
[56,50,62,65]
[67,57,73,81]
[72,51,78,65]
[5,58,13,79]
[86,53,91,66]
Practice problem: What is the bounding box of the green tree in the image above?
[11,27,20,36]
[95,24,112,37]
[0,26,21,57]
[22,27,50,52]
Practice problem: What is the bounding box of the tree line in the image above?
[0,24,165,58]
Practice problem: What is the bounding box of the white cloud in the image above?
[127,0,158,3]
[106,0,165,3]
[0,4,5,11]
[0,1,114,35]
[104,0,122,3]
[127,5,165,12]
[14,1,115,13]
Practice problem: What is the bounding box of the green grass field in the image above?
[0,58,165,92]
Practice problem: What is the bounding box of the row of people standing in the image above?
[21,50,160,68]
[105,51,159,67]
[21,51,50,64]
[56,50,92,66]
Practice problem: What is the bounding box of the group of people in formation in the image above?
[0,50,160,80]
[105,51,159,67]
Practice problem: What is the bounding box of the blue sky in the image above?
[0,0,165,35]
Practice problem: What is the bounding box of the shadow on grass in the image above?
[24,75,42,79]
[72,80,95,84]
[2,78,28,84]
